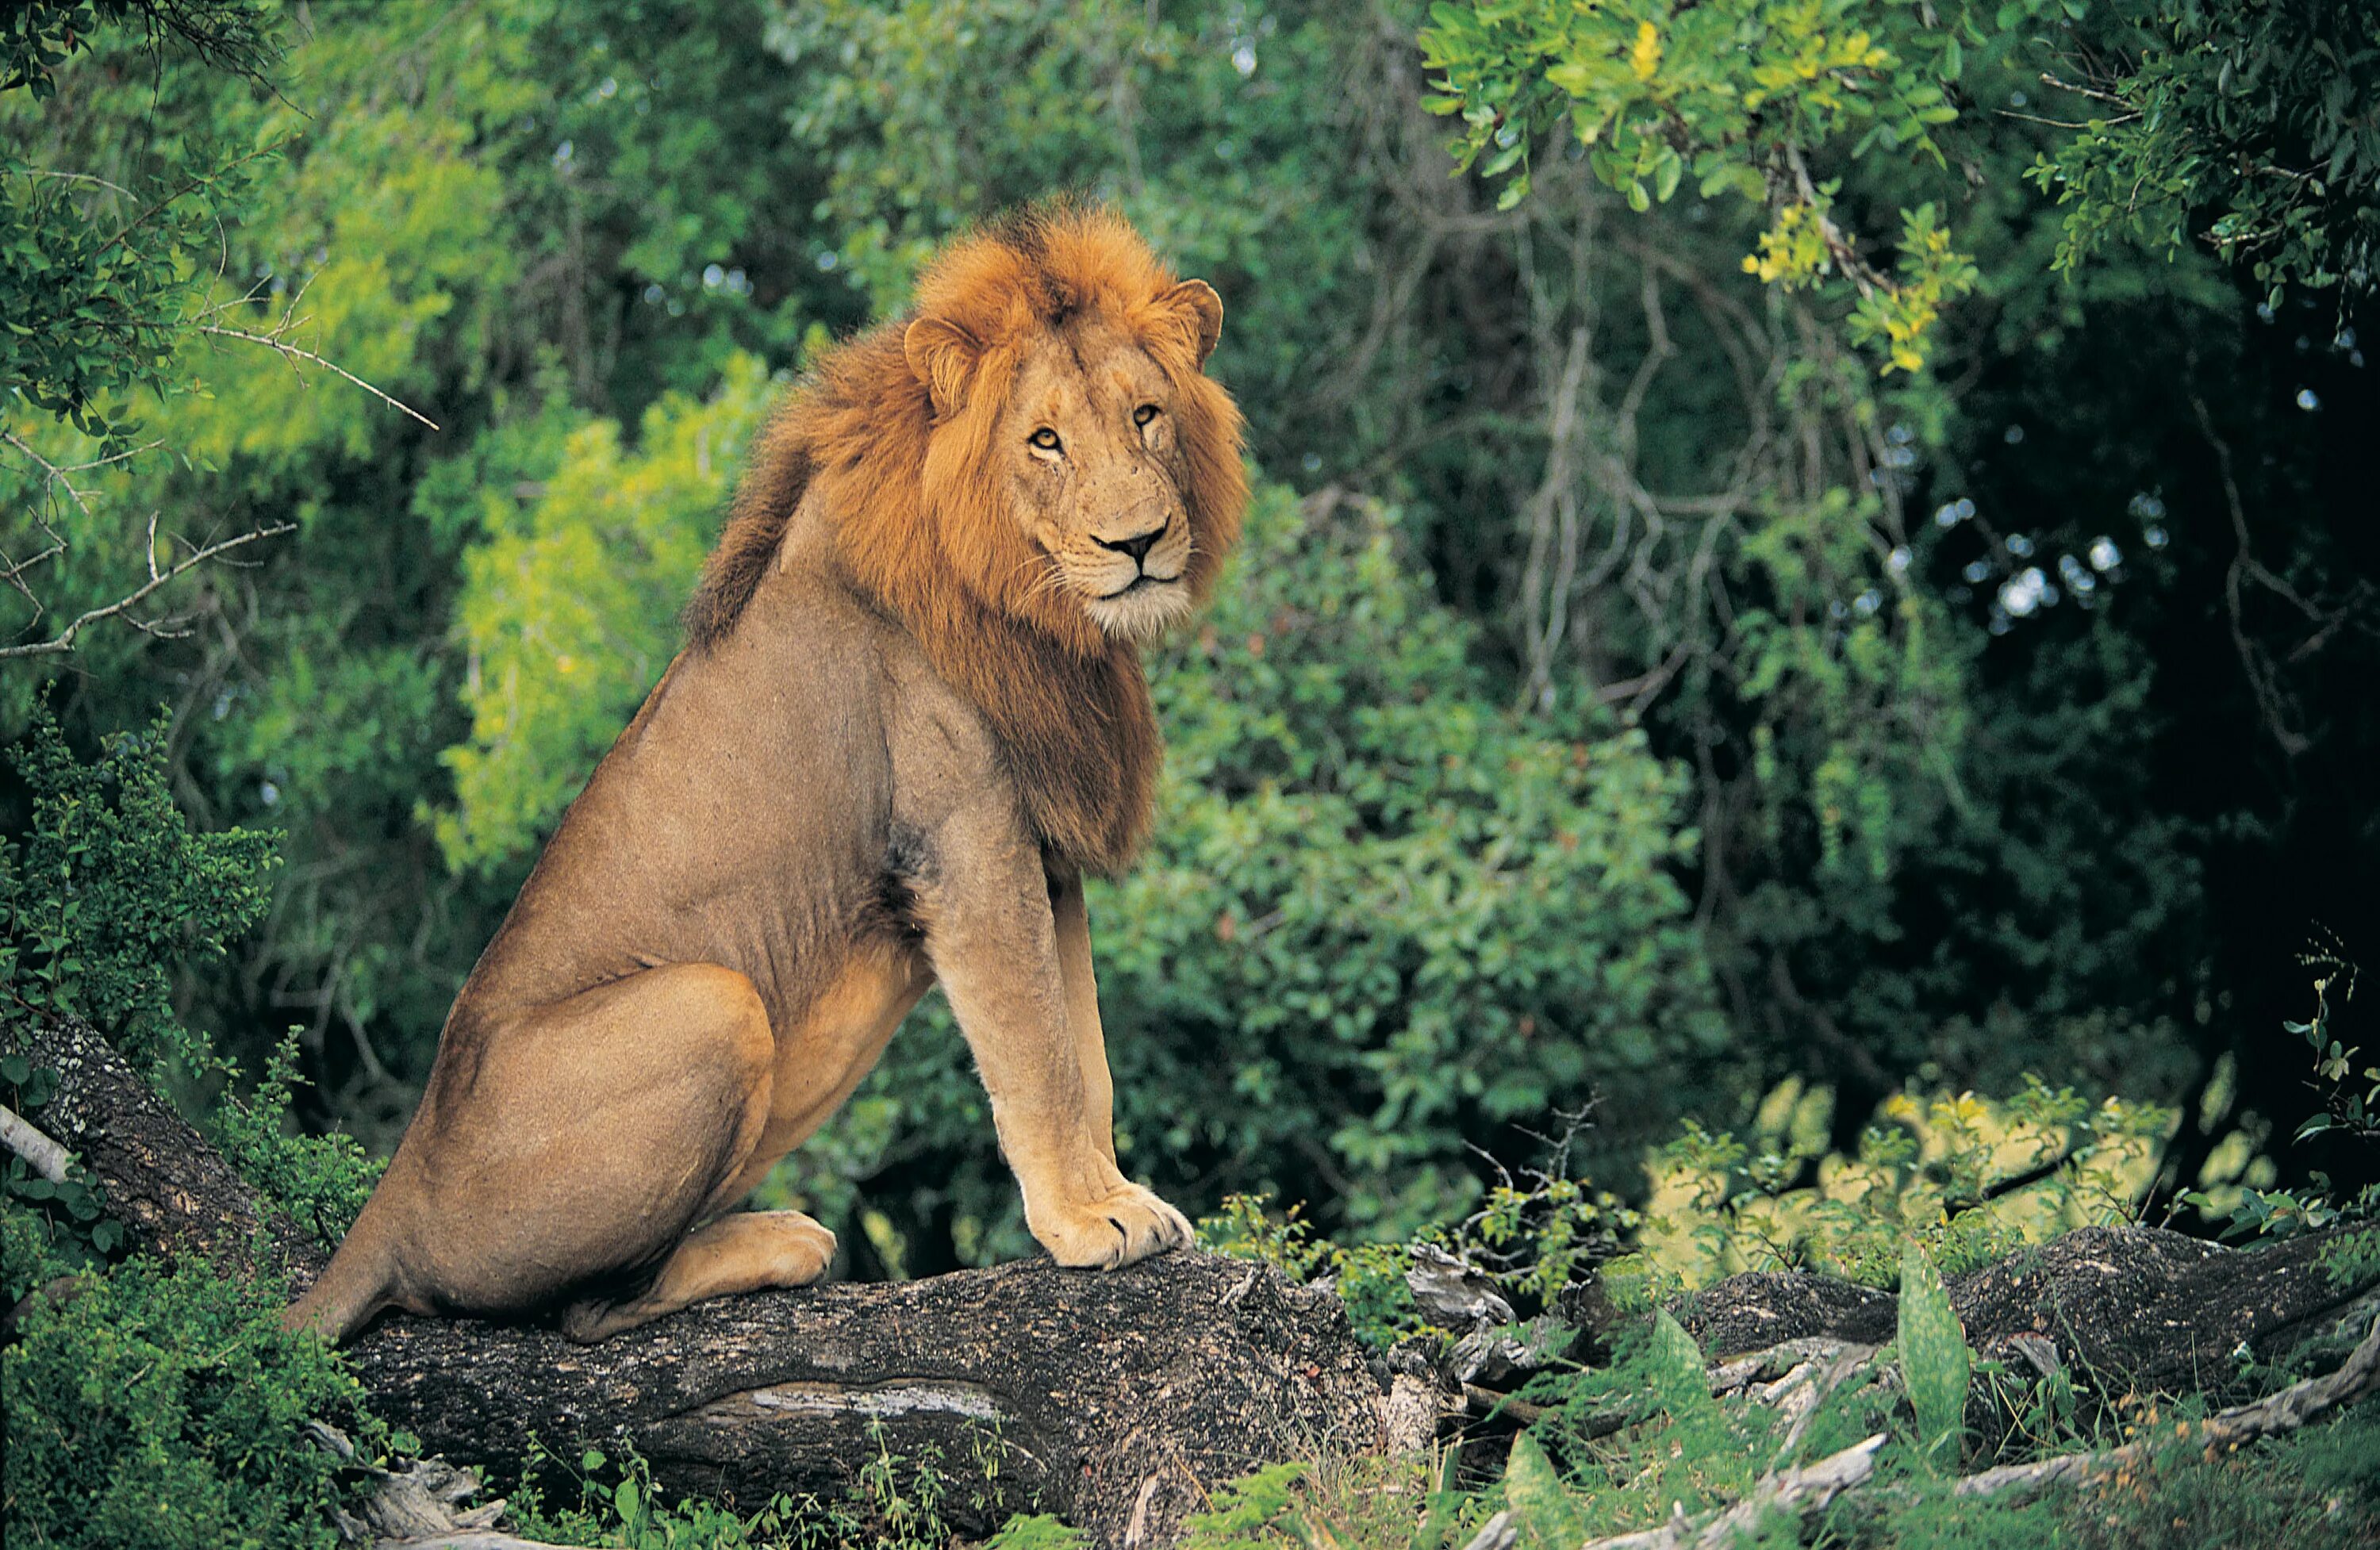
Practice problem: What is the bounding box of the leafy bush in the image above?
[0,707,276,1080]
[1,711,385,1543]
[1617,1076,2178,1293]
[504,1429,1081,1550]
[1098,487,1725,1234]
[0,1255,377,1550]
[206,1030,384,1247]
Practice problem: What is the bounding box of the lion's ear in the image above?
[1154,279,1223,366]
[904,316,982,416]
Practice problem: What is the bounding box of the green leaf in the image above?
[1502,1431,1583,1544]
[1899,1240,1971,1461]
[1648,1307,1718,1421]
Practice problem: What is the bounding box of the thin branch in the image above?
[1777,144,1892,300]
[2,428,96,519]
[95,146,278,260]
[195,324,440,430]
[0,520,294,659]
[2039,71,2132,108]
[1583,1433,1888,1548]
[2187,374,2313,758]
[0,1103,72,1184]
[1995,108,2139,130]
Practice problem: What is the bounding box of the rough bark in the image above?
[2,1010,1391,1548]
[2,1010,323,1279]
[351,1253,1384,1544]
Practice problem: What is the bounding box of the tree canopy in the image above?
[3,0,2373,1269]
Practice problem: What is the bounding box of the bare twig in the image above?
[2,428,96,519]
[0,1103,72,1184]
[2187,375,2313,758]
[195,324,440,430]
[0,521,295,659]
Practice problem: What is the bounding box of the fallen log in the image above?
[2,1010,1400,1548]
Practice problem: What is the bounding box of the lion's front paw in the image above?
[1031,1182,1193,1270]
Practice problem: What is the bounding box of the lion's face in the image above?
[993,321,1199,642]
[901,251,1235,653]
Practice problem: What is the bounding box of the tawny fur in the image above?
[285,205,1246,1345]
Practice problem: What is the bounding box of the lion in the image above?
[284,204,1246,1344]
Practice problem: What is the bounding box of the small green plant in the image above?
[206,1029,385,1246]
[1199,1195,1426,1350]
[2290,946,2374,1145]
[1898,1239,1971,1466]
[0,706,277,1080]
[0,1253,380,1550]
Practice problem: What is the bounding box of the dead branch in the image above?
[0,1101,71,1183]
[1954,1309,2380,1505]
[196,322,440,431]
[0,520,295,660]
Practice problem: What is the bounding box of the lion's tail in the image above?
[281,1204,399,1346]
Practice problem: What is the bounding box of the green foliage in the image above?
[205,1028,384,1245]
[0,1253,378,1550]
[0,706,275,1077]
[1175,1461,1315,1549]
[2289,947,2375,1145]
[434,352,777,869]
[0,1053,123,1291]
[1499,1430,1584,1547]
[981,1516,1093,1550]
[1097,488,1722,1233]
[1422,0,2374,378]
[1621,1076,2176,1290]
[2,2,278,101]
[0,1,282,445]
[2029,2,2380,305]
[1418,0,2030,371]
[1898,1238,1971,1464]
[1199,1195,1429,1351]
[508,1425,1061,1550]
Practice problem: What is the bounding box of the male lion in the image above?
[286,205,1245,1344]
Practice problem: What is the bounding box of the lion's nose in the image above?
[1094,525,1165,567]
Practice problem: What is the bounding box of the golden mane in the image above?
[685,204,1246,873]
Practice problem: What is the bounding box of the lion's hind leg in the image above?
[559,1209,836,1342]
[388,962,784,1329]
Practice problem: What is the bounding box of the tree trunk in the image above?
[2,1010,1398,1547]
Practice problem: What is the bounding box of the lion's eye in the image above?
[1132,404,1160,427]
[1028,428,1062,453]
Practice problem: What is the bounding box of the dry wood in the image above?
[1641,1222,2378,1406]
[1580,1433,1887,1550]
[0,1099,71,1182]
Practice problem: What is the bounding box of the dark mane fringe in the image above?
[682,410,815,652]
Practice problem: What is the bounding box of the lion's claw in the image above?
[1035,1182,1191,1269]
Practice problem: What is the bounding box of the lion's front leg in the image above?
[1049,867,1119,1168]
[918,806,1189,1269]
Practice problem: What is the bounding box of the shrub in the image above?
[1,1256,377,1550]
